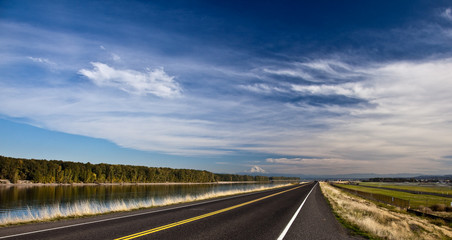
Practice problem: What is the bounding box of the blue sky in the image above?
[1,0,452,175]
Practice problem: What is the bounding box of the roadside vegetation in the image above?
[320,182,452,240]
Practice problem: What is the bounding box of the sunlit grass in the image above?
[0,183,292,225]
[320,182,452,240]
[337,184,452,208]
[358,182,452,195]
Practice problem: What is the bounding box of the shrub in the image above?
[418,205,433,214]
[446,206,452,212]
[430,204,446,212]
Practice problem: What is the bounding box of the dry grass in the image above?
[320,182,452,240]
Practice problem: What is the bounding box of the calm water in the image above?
[0,182,288,223]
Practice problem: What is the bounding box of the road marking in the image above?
[0,184,299,240]
[277,182,317,240]
[115,185,305,240]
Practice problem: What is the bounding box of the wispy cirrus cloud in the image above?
[241,57,452,174]
[264,157,370,175]
[260,60,365,84]
[2,1,452,175]
[266,157,367,167]
[27,56,55,66]
[79,62,181,97]
[2,56,452,174]
[238,83,287,94]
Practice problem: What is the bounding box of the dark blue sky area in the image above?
[2,0,443,62]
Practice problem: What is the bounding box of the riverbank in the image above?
[0,182,296,226]
[0,180,298,187]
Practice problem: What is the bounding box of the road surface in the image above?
[0,182,361,240]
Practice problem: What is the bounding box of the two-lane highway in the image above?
[0,182,360,240]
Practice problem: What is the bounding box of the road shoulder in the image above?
[284,183,363,239]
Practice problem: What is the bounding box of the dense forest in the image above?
[0,156,299,183]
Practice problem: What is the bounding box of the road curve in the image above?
[0,182,360,240]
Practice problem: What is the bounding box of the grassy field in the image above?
[337,184,452,209]
[358,182,452,195]
[320,182,452,239]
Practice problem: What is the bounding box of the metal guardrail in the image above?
[332,183,410,209]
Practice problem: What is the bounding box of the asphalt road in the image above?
[0,182,361,240]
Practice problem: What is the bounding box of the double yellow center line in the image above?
[115,184,304,240]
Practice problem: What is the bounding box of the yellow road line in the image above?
[115,184,304,240]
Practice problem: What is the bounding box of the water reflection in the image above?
[0,182,288,222]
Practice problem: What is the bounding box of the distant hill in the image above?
[237,171,441,180]
[308,173,424,180]
[414,175,452,180]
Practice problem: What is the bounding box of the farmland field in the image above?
[358,182,452,195]
[337,184,452,209]
[321,183,452,239]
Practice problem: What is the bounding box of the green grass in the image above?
[358,182,452,195]
[337,184,452,209]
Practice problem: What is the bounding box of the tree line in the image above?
[0,156,299,183]
[364,178,418,183]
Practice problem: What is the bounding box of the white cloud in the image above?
[0,84,233,156]
[98,44,121,62]
[27,56,56,67]
[298,60,352,75]
[241,58,452,174]
[291,83,358,96]
[262,68,313,81]
[239,83,287,94]
[261,60,365,84]
[266,157,303,164]
[247,165,266,173]
[2,6,452,176]
[216,162,230,165]
[266,157,363,166]
[2,53,452,174]
[264,157,372,175]
[442,8,452,21]
[111,53,121,62]
[79,62,181,97]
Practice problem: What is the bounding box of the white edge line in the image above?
[277,182,317,240]
[0,183,304,239]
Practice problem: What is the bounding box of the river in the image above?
[0,182,291,225]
